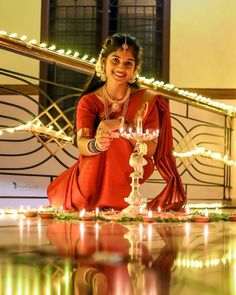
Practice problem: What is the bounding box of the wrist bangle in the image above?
[87,139,108,154]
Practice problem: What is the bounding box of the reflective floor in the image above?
[0,214,236,295]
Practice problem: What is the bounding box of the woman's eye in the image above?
[112,58,119,64]
[125,61,134,68]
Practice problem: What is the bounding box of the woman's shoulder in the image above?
[79,88,103,104]
[136,87,165,104]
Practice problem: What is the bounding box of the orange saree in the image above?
[47,89,186,211]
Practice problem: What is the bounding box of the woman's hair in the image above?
[73,33,143,140]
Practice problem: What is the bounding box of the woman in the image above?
[48,33,186,211]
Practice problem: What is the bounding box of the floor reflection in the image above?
[0,215,236,294]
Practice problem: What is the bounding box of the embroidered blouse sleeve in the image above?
[76,94,100,139]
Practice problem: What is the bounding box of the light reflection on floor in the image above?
[0,214,236,295]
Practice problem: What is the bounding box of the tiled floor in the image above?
[0,213,236,295]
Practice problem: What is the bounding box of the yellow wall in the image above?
[170,0,236,88]
[0,0,41,84]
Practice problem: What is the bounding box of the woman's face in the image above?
[104,48,136,85]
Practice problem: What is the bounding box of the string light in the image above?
[0,124,235,165]
[174,147,236,166]
[1,31,236,115]
[0,122,73,143]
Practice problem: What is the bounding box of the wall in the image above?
[170,0,236,88]
[0,0,41,84]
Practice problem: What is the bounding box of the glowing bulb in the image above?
[82,54,88,60]
[29,39,37,44]
[65,50,72,55]
[20,35,27,41]
[48,45,56,50]
[39,43,47,48]
[57,49,65,54]
[46,125,53,132]
[73,51,79,57]
[9,32,17,38]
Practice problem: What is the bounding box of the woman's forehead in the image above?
[108,48,135,61]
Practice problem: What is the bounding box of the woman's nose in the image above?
[116,62,126,70]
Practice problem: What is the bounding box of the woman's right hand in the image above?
[95,119,124,150]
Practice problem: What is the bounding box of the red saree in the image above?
[47,89,186,211]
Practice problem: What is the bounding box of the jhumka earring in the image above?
[129,71,138,84]
[95,56,106,82]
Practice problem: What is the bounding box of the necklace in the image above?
[103,85,130,120]
[103,84,131,112]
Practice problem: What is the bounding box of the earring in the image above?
[95,57,107,82]
[129,71,138,84]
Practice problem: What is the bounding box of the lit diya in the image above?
[79,209,94,221]
[142,210,155,223]
[192,209,209,223]
[39,211,56,219]
[23,208,38,218]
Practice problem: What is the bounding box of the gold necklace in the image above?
[103,84,131,112]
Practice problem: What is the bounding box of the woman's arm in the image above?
[77,118,123,156]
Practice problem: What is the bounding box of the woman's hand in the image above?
[95,118,124,150]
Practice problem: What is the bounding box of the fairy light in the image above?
[65,49,72,55]
[0,121,235,163]
[174,147,236,166]
[187,203,223,209]
[57,49,65,54]
[139,77,236,115]
[1,31,236,114]
[82,54,88,60]
[20,35,27,41]
[73,51,79,57]
[89,57,96,63]
[6,128,14,133]
[46,125,53,132]
[39,42,47,48]
[29,39,37,44]
[9,32,17,38]
[48,45,56,50]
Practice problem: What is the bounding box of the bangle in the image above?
[87,139,108,154]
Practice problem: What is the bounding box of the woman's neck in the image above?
[105,82,129,100]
